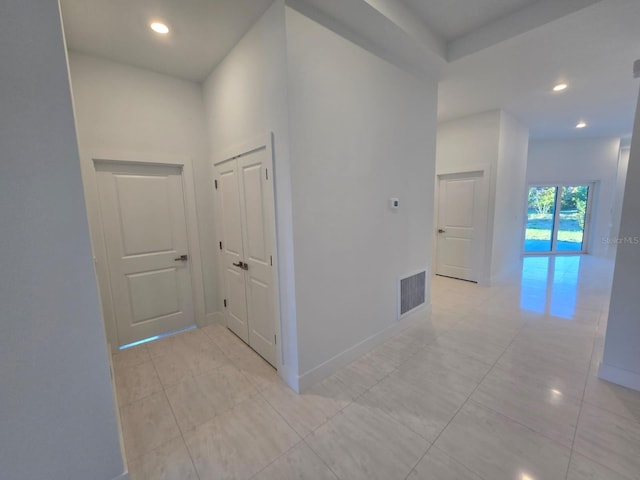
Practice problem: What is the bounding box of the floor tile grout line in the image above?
[253,385,351,480]
[149,348,203,480]
[403,317,528,480]
[300,436,343,480]
[563,334,600,480]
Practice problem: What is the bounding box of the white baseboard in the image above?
[297,304,431,392]
[111,472,129,480]
[598,362,640,392]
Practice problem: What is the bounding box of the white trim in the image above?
[435,163,491,177]
[212,133,285,378]
[111,473,129,480]
[297,304,432,392]
[80,149,207,350]
[598,362,640,392]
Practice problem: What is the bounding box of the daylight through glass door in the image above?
[524,184,591,254]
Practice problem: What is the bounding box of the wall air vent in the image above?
[398,270,427,319]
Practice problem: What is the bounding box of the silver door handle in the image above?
[233,261,249,271]
[438,229,446,233]
[174,254,189,262]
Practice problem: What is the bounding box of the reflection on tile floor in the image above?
[112,255,640,480]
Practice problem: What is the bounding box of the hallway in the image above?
[113,255,640,480]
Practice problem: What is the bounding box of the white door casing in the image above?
[436,171,486,282]
[213,135,279,367]
[96,162,195,346]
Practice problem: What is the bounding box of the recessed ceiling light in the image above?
[553,83,568,92]
[150,22,169,34]
[576,121,587,129]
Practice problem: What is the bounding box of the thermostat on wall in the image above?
[390,197,400,210]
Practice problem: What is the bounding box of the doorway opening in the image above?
[524,184,593,254]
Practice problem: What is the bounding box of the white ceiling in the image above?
[59,0,640,139]
[404,0,540,41]
[438,0,640,138]
[60,0,273,81]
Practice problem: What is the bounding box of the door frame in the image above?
[80,149,207,352]
[434,164,491,285]
[212,133,282,371]
[522,181,596,256]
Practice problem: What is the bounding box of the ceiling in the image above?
[404,0,540,41]
[438,0,640,138]
[59,0,640,139]
[60,0,273,81]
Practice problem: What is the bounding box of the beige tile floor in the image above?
[112,255,640,480]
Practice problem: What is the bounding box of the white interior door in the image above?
[96,162,194,346]
[216,159,250,343]
[237,150,277,366]
[436,173,483,282]
[214,143,278,367]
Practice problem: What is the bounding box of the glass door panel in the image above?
[524,184,591,254]
[556,185,589,252]
[525,186,558,253]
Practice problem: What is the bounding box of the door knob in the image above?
[438,229,446,233]
[233,261,243,268]
[174,254,189,262]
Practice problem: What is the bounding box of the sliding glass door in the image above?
[524,184,592,254]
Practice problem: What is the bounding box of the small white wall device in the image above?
[390,197,400,210]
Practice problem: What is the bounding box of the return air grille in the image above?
[398,270,426,318]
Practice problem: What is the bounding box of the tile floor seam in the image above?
[563,334,599,480]
[414,320,526,480]
[400,304,517,480]
[299,436,344,480]
[246,439,306,480]
[149,352,202,480]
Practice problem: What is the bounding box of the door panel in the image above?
[437,174,482,282]
[216,159,249,343]
[96,163,194,346]
[238,150,276,366]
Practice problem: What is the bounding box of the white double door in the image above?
[96,162,195,347]
[214,145,277,367]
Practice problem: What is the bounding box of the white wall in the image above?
[203,0,300,388]
[527,137,621,255]
[610,147,631,245]
[492,113,529,280]
[0,2,125,479]
[286,6,438,387]
[68,53,216,339]
[600,84,640,391]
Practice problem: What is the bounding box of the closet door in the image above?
[214,139,278,367]
[215,159,249,343]
[237,148,277,366]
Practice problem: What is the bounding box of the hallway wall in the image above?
[0,2,125,479]
[202,0,299,387]
[286,6,438,388]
